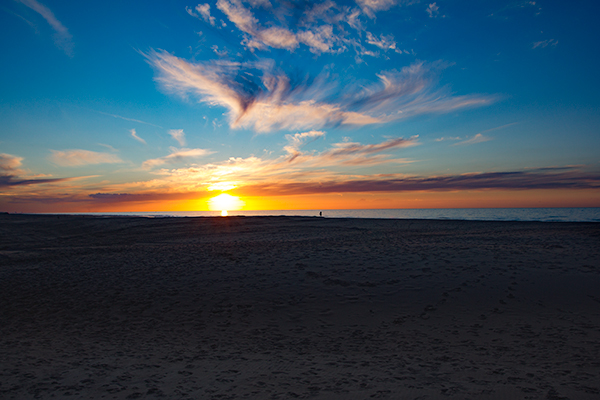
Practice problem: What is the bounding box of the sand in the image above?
[0,214,599,399]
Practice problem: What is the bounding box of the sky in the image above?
[1,0,599,212]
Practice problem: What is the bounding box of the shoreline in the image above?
[3,212,600,223]
[1,214,599,399]
[4,206,599,223]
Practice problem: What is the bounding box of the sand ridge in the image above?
[1,214,599,399]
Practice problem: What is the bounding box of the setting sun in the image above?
[208,193,244,215]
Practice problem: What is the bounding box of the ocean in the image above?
[50,208,600,222]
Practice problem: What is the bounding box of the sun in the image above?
[208,193,244,216]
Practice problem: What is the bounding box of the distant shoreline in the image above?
[2,212,600,224]
[2,206,599,223]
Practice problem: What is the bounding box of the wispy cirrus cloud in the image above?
[142,148,215,169]
[357,0,398,19]
[282,136,419,167]
[5,8,37,31]
[145,49,378,132]
[216,0,297,50]
[434,136,460,142]
[168,129,186,146]
[97,143,118,152]
[146,50,495,133]
[283,130,326,162]
[49,150,123,167]
[92,110,163,128]
[130,129,147,145]
[489,1,542,19]
[426,3,440,18]
[187,3,216,26]
[443,122,516,145]
[532,39,558,49]
[322,137,417,159]
[346,62,495,119]
[186,0,428,62]
[16,0,73,56]
[454,133,492,146]
[206,0,411,57]
[365,32,397,51]
[214,0,341,54]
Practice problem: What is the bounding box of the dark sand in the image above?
[1,214,599,399]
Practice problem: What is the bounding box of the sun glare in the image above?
[209,193,244,215]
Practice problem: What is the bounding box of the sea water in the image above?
[52,208,600,222]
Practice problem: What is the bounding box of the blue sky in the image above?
[1,0,599,211]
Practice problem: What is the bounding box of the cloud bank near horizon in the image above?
[38,166,600,205]
[0,153,73,188]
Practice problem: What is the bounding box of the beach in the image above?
[1,214,599,399]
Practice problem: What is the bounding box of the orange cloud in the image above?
[142,148,215,169]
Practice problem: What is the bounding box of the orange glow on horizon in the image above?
[232,189,600,211]
[0,188,598,213]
